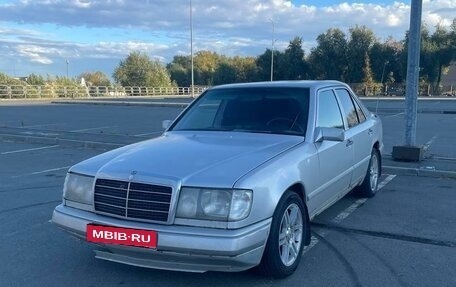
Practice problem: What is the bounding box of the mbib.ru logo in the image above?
[87,224,157,248]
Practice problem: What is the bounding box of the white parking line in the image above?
[1,145,59,155]
[12,166,70,178]
[134,131,163,136]
[71,126,114,132]
[423,135,438,151]
[384,112,404,118]
[304,174,397,254]
[22,123,64,128]
[378,174,397,189]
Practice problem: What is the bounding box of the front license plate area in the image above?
[87,224,157,249]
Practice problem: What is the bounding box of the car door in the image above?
[310,89,354,215]
[334,88,373,186]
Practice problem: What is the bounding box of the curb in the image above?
[383,165,456,179]
[51,101,190,108]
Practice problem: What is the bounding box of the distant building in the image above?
[13,76,28,82]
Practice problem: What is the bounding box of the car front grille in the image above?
[94,178,172,222]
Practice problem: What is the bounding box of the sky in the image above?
[0,0,455,79]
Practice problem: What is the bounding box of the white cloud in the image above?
[16,45,54,64]
[0,0,454,76]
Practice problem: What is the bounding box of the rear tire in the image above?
[257,191,307,278]
[354,148,381,198]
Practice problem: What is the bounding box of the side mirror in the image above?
[162,120,172,130]
[314,127,345,143]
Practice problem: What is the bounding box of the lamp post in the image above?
[270,19,275,82]
[380,61,389,84]
[392,0,423,161]
[190,0,195,97]
[380,60,389,95]
[66,59,69,78]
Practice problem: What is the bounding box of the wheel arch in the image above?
[373,141,382,176]
[286,182,311,246]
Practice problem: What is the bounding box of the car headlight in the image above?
[176,187,253,221]
[63,172,95,205]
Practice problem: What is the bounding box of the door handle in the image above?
[346,139,354,147]
[368,128,373,136]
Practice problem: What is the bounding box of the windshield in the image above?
[171,87,310,136]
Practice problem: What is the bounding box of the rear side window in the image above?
[317,90,344,129]
[352,97,366,122]
[335,89,359,128]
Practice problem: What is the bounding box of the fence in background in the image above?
[349,83,455,97]
[0,84,454,99]
[0,86,208,99]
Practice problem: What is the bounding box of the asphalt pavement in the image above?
[1,98,455,286]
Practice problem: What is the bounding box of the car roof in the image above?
[210,80,346,90]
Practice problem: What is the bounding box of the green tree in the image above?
[230,56,258,82]
[280,37,307,80]
[347,25,376,83]
[362,52,380,95]
[0,72,24,85]
[50,76,77,86]
[113,51,173,87]
[369,38,405,83]
[308,28,348,80]
[79,71,111,86]
[213,56,258,84]
[213,61,237,84]
[194,51,222,85]
[362,52,374,84]
[167,55,191,87]
[428,24,455,91]
[26,73,45,85]
[256,49,284,81]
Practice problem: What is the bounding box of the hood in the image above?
[71,131,303,188]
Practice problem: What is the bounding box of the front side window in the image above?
[171,87,310,136]
[317,90,344,129]
[335,89,359,128]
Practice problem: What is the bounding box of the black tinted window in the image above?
[335,89,359,128]
[317,90,344,129]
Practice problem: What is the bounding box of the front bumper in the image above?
[52,204,271,272]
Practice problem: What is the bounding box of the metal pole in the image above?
[66,60,69,78]
[190,0,194,97]
[380,61,389,84]
[270,19,274,82]
[380,60,389,97]
[404,0,422,146]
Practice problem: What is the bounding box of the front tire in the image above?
[354,148,381,198]
[257,191,307,278]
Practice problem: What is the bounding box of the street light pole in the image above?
[270,19,275,82]
[392,0,423,161]
[380,61,389,85]
[190,0,195,97]
[380,60,389,95]
[66,59,69,78]
[404,0,422,147]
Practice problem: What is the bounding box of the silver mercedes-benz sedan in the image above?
[52,80,383,278]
